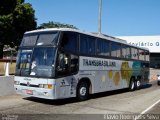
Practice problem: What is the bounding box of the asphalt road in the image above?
[0,81,159,120]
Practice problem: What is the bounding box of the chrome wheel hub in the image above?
[80,87,87,96]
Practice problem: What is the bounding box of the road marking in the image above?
[135,99,160,120]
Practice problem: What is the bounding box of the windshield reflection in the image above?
[21,31,59,46]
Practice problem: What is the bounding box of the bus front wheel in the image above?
[77,81,89,101]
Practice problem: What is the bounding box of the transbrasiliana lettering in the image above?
[83,59,116,67]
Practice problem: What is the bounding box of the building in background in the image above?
[117,35,160,69]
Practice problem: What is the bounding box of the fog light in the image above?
[14,81,20,85]
[39,84,53,89]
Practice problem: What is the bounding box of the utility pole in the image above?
[98,0,102,34]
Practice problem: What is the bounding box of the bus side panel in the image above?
[55,75,78,99]
[79,56,149,94]
[79,57,131,93]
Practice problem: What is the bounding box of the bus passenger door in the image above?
[55,51,78,98]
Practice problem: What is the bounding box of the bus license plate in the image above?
[26,90,33,95]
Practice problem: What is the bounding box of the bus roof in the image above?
[25,28,149,51]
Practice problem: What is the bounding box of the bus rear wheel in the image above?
[77,81,89,101]
[129,78,135,91]
[135,79,141,90]
[158,81,160,86]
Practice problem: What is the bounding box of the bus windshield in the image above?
[15,47,56,78]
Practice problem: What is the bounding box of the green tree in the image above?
[38,21,78,29]
[0,0,36,58]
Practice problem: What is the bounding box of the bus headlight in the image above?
[14,81,20,85]
[39,84,53,89]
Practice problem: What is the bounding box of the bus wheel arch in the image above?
[76,78,92,101]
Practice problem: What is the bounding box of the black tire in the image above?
[135,79,141,90]
[158,81,160,86]
[76,81,89,101]
[129,78,135,91]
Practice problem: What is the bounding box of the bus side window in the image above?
[145,51,149,61]
[139,49,145,61]
[131,48,138,60]
[122,45,131,59]
[60,32,78,53]
[121,45,126,58]
[111,42,121,58]
[97,39,110,56]
[80,34,96,55]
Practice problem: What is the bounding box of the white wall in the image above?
[0,76,15,96]
[117,36,160,53]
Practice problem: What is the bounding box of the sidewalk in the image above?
[0,76,16,96]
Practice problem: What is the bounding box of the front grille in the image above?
[20,83,39,88]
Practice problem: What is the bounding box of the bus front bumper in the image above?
[14,85,56,100]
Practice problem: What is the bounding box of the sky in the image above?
[25,0,160,36]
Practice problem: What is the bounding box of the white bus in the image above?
[14,28,150,101]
